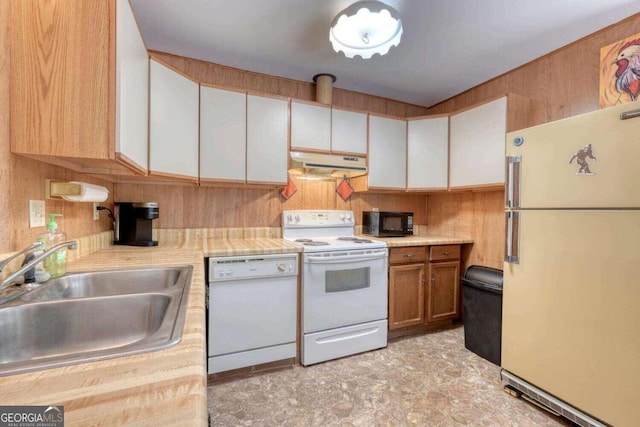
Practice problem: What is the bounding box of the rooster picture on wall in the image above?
[600,33,640,108]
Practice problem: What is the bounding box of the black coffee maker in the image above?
[114,202,159,246]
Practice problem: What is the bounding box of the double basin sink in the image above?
[0,266,193,377]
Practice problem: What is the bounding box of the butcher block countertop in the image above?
[366,234,474,247]
[0,245,208,427]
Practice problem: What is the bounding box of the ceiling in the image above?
[130,0,640,107]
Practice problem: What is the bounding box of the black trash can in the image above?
[461,265,503,366]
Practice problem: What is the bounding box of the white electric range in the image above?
[283,210,388,365]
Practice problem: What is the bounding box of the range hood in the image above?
[288,151,367,179]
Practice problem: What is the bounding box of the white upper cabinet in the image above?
[290,101,331,152]
[200,85,247,183]
[449,96,507,188]
[407,116,449,190]
[149,59,199,181]
[115,0,148,173]
[247,94,289,184]
[331,108,367,155]
[368,115,407,189]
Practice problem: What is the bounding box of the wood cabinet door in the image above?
[389,263,425,330]
[407,116,448,190]
[368,115,407,189]
[115,0,149,173]
[149,60,199,181]
[290,101,331,152]
[200,85,246,183]
[11,0,111,158]
[449,96,507,188]
[331,108,367,155]
[426,261,460,322]
[246,94,289,185]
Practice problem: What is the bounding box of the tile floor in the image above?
[208,326,574,426]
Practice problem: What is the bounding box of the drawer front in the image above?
[429,245,460,261]
[389,246,427,264]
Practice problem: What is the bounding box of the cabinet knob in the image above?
[442,251,449,256]
[431,275,435,284]
[404,253,414,258]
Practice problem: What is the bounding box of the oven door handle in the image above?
[306,252,388,264]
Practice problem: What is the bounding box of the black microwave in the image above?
[362,211,413,237]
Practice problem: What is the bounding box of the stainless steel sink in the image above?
[21,267,184,302]
[0,266,193,377]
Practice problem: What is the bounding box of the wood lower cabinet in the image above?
[388,247,427,330]
[426,245,461,322]
[389,263,425,329]
[388,245,462,336]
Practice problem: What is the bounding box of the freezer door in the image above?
[505,100,640,208]
[502,210,640,426]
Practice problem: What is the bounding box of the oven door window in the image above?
[325,267,370,293]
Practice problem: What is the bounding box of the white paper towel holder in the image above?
[45,179,109,203]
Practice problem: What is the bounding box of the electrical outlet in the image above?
[93,203,100,221]
[29,200,46,228]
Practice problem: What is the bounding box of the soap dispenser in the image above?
[37,213,68,278]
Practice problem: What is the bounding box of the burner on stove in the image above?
[295,239,313,243]
[337,237,373,243]
[303,241,330,246]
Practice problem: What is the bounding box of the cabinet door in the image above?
[11,0,110,158]
[291,101,330,152]
[115,0,148,173]
[449,96,507,188]
[389,263,425,330]
[200,86,246,182]
[369,115,407,189]
[407,116,448,190]
[247,94,288,184]
[149,60,199,180]
[331,108,367,155]
[426,261,460,322]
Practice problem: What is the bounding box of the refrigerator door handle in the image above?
[505,211,520,263]
[505,156,521,208]
[620,108,640,121]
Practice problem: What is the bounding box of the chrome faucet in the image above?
[0,242,43,273]
[0,240,78,292]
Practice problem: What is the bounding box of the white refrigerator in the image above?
[502,100,640,427]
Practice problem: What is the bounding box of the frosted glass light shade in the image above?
[330,1,403,59]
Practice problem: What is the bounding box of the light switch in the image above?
[29,200,45,228]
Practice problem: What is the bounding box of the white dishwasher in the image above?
[208,253,298,374]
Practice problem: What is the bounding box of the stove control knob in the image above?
[340,214,346,221]
[217,270,225,278]
[346,214,352,222]
[286,214,293,223]
[226,270,233,277]
[277,264,286,272]
[295,215,300,222]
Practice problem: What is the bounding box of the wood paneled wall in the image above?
[426,14,640,270]
[115,177,427,229]
[0,2,113,253]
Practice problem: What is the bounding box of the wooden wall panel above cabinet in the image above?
[149,59,199,182]
[10,0,148,176]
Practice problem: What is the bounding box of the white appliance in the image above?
[503,100,640,427]
[208,253,298,374]
[283,209,388,366]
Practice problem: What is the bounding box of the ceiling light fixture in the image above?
[329,0,403,59]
